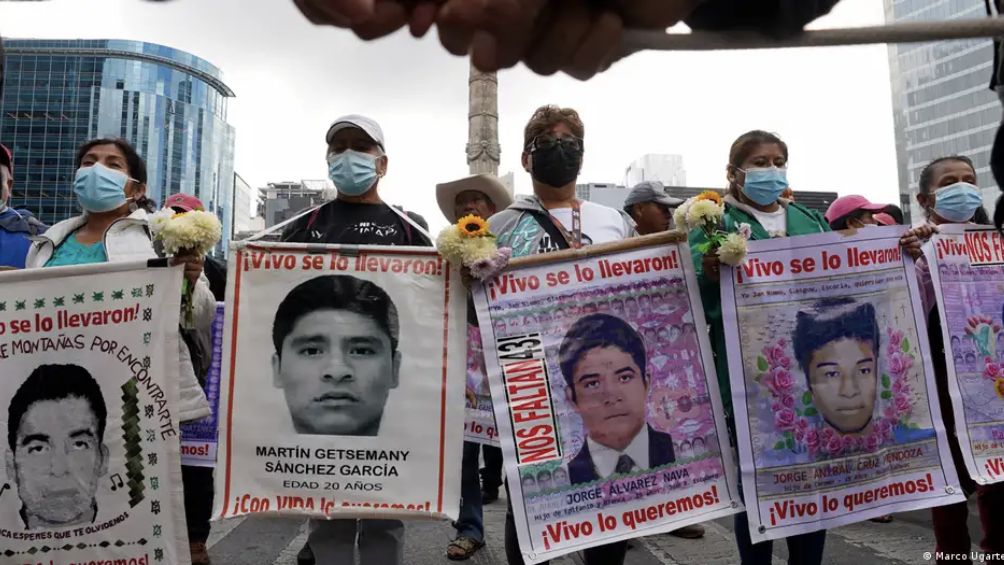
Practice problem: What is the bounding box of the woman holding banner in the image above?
[910,155,1004,564]
[690,129,831,565]
[22,138,213,563]
[694,131,935,563]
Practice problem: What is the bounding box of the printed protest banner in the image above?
[722,226,964,542]
[473,234,741,564]
[925,225,1004,484]
[465,324,499,446]
[180,302,225,467]
[213,243,465,521]
[0,261,190,565]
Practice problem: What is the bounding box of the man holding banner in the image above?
[281,114,431,565]
[488,104,635,565]
[436,173,513,560]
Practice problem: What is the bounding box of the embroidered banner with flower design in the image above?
[721,226,963,543]
[924,224,1004,485]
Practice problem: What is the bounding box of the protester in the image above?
[824,195,902,231]
[22,139,213,559]
[158,192,219,565]
[623,180,684,236]
[909,155,1004,564]
[0,144,47,268]
[283,114,430,565]
[292,0,841,79]
[691,130,832,564]
[488,104,635,565]
[436,173,513,560]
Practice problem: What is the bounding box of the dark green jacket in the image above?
[690,200,829,417]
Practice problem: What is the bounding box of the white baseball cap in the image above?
[325,114,385,150]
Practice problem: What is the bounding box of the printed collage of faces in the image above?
[938,265,1004,425]
[490,278,724,501]
[739,290,937,472]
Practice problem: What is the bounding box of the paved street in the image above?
[206,492,984,565]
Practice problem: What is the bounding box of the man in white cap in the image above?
[436,174,512,561]
[622,181,684,237]
[282,114,431,247]
[285,114,430,565]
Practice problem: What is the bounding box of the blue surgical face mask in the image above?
[73,163,132,213]
[739,167,788,206]
[934,182,982,223]
[327,150,379,196]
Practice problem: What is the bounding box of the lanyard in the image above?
[547,200,583,249]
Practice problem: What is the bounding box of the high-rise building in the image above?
[259,180,333,229]
[232,172,254,237]
[885,1,998,223]
[624,154,686,188]
[0,39,236,253]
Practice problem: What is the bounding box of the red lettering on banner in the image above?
[986,457,1004,478]
[497,333,561,464]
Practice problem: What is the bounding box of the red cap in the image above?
[873,212,897,226]
[163,192,205,212]
[0,144,12,175]
[824,195,889,224]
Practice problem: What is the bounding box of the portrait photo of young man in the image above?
[6,364,109,530]
[558,313,675,485]
[271,274,401,437]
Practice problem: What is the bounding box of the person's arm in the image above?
[686,0,840,37]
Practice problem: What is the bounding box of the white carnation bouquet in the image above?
[674,190,749,266]
[149,208,222,326]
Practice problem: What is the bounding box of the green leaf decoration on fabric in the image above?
[882,374,891,389]
[802,391,813,405]
[881,391,893,400]
[804,407,818,417]
[757,356,769,372]
[901,337,911,353]
[774,440,786,450]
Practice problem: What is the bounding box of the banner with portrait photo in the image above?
[180,302,225,467]
[473,236,741,564]
[722,227,964,543]
[213,243,465,522]
[925,225,1004,484]
[0,261,190,565]
[465,324,499,446]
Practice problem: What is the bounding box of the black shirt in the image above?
[281,200,432,247]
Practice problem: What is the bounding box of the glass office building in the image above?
[0,39,236,254]
[885,0,998,223]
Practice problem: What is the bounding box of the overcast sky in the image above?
[2,0,897,232]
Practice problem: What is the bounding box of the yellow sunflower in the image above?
[696,190,723,204]
[457,214,489,238]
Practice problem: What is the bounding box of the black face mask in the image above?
[530,142,583,188]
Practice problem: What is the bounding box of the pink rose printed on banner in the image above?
[755,328,918,457]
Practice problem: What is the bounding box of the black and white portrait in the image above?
[271,274,402,436]
[6,364,109,530]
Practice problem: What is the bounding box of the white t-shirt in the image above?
[729,198,787,237]
[538,200,630,253]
